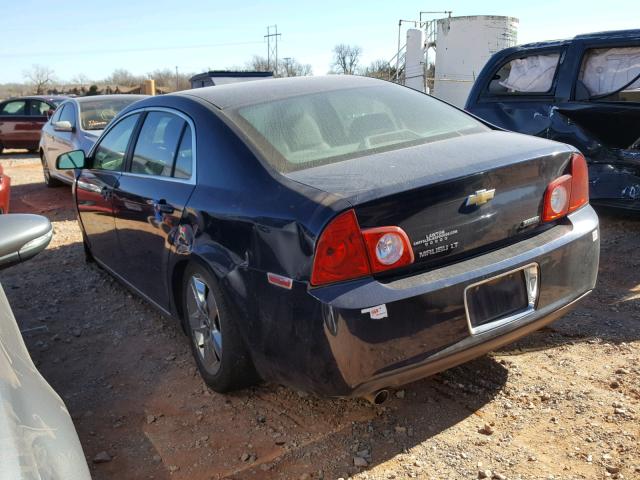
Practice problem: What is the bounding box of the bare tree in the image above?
[362,59,395,80]
[280,58,312,77]
[106,69,143,86]
[245,55,271,72]
[332,44,362,75]
[23,65,55,94]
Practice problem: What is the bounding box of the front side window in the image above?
[0,100,27,116]
[51,104,65,123]
[231,84,488,173]
[93,114,140,171]
[488,52,561,95]
[578,46,640,102]
[131,112,185,177]
[59,103,76,126]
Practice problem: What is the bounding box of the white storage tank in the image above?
[433,15,518,107]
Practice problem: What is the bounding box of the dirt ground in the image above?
[1,152,638,480]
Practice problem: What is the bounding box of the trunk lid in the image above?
[287,131,574,271]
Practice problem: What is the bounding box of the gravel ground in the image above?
[1,152,638,480]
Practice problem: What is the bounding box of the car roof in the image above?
[513,28,640,51]
[176,75,386,110]
[71,94,149,104]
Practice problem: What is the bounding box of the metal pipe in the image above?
[363,389,390,405]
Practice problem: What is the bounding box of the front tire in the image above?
[41,151,63,187]
[182,263,258,392]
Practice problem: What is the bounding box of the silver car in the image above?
[0,214,91,479]
[39,95,147,186]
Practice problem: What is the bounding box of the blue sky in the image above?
[1,0,638,83]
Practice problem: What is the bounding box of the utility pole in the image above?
[265,25,281,76]
[283,57,292,77]
[175,66,179,91]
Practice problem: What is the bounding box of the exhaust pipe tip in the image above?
[364,389,389,405]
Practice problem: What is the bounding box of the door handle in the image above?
[153,199,175,214]
[100,186,112,200]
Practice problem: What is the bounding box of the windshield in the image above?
[79,98,139,131]
[231,84,488,173]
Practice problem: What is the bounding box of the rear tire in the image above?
[41,151,63,187]
[182,263,259,392]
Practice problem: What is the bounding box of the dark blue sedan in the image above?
[56,76,599,401]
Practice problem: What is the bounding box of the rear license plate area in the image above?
[465,264,538,334]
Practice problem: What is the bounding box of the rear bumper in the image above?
[247,206,599,397]
[0,172,11,213]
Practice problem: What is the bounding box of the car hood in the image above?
[0,284,91,479]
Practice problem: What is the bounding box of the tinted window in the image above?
[59,103,76,126]
[30,100,52,116]
[93,114,140,171]
[131,112,185,177]
[79,97,141,131]
[487,52,560,95]
[0,100,27,115]
[174,125,193,179]
[231,84,488,173]
[578,46,640,102]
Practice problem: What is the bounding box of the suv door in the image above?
[465,47,566,137]
[76,113,141,271]
[112,110,196,310]
[0,100,30,150]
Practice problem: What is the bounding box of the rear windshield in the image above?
[231,84,488,173]
[79,98,140,131]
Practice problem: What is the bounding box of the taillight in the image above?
[362,227,414,273]
[568,153,589,212]
[311,210,414,286]
[542,153,589,222]
[311,210,370,286]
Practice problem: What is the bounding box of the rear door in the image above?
[465,47,566,137]
[76,113,141,272]
[112,109,196,309]
[0,100,30,149]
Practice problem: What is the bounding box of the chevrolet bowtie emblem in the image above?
[466,188,496,207]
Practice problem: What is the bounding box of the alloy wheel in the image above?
[186,274,223,374]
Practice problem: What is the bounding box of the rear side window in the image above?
[174,125,193,179]
[231,84,488,173]
[93,114,140,171]
[578,46,640,102]
[488,52,561,94]
[29,100,52,116]
[1,100,27,115]
[131,112,185,177]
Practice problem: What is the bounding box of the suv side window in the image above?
[0,100,27,115]
[577,46,640,102]
[93,114,140,171]
[130,112,185,177]
[29,100,52,116]
[487,52,561,95]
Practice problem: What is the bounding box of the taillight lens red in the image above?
[568,153,589,212]
[311,210,415,286]
[542,153,589,222]
[311,210,371,286]
[362,227,414,273]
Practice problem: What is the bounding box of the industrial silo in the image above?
[433,15,518,107]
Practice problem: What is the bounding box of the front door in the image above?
[76,113,141,271]
[112,110,195,310]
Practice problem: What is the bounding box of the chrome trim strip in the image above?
[464,262,539,335]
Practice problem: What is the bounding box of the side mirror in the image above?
[53,120,74,132]
[0,214,52,271]
[56,150,86,170]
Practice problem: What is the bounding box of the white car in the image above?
[0,214,91,479]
